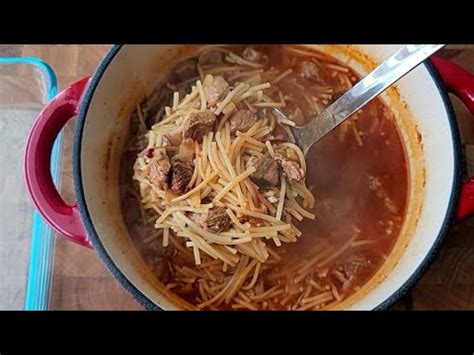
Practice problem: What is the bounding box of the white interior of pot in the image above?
[78,45,456,310]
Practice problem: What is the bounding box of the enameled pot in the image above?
[24,45,474,310]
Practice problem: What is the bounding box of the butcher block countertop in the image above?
[6,45,474,310]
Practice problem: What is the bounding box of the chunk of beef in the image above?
[179,283,194,295]
[175,60,198,82]
[203,75,229,106]
[199,50,223,65]
[274,146,305,183]
[239,215,265,227]
[142,148,171,189]
[182,111,216,143]
[202,207,231,233]
[170,159,194,194]
[229,109,258,134]
[128,135,148,152]
[338,254,372,292]
[297,60,321,81]
[189,207,231,233]
[242,47,264,63]
[280,158,305,183]
[247,156,279,187]
[341,256,370,278]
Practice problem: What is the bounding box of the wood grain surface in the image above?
[5,45,474,310]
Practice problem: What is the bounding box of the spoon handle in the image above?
[296,45,444,154]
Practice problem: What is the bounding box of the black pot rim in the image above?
[73,45,462,311]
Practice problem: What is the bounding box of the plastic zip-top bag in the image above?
[0,57,59,310]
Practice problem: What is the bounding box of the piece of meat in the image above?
[247,156,280,187]
[338,255,372,292]
[189,207,231,233]
[297,60,321,81]
[229,109,258,134]
[203,75,229,106]
[202,207,231,233]
[175,60,198,82]
[128,135,148,152]
[199,50,223,65]
[274,147,305,183]
[170,159,194,194]
[242,47,265,63]
[143,148,171,189]
[239,215,265,227]
[182,111,216,143]
[341,256,370,278]
[279,158,305,183]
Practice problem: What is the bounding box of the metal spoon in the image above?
[273,45,444,154]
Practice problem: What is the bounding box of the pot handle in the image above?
[431,56,474,221]
[24,77,93,248]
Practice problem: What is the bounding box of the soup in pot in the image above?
[120,45,409,310]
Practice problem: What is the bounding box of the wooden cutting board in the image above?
[10,45,474,310]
